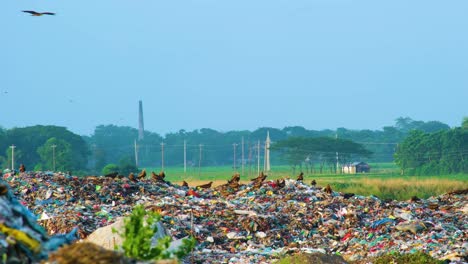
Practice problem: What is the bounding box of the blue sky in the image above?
[1,0,467,136]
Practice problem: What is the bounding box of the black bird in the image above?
[276,178,285,189]
[129,172,138,182]
[22,10,55,16]
[19,164,26,173]
[138,169,147,179]
[251,172,267,182]
[311,179,317,186]
[343,193,355,199]
[228,173,240,184]
[297,172,304,181]
[152,171,165,182]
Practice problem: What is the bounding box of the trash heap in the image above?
[2,172,467,263]
[0,178,78,263]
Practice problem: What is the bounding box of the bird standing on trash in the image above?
[128,172,138,182]
[251,172,267,189]
[297,172,304,181]
[182,180,189,187]
[138,169,146,180]
[311,179,317,186]
[22,10,55,16]
[152,171,165,182]
[324,184,332,194]
[276,178,285,189]
[19,164,26,173]
[251,172,267,183]
[228,173,240,184]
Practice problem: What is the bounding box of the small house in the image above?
[342,162,370,174]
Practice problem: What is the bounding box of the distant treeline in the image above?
[395,126,468,175]
[0,117,464,175]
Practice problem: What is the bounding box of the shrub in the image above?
[102,164,119,176]
[373,251,445,264]
[113,205,195,261]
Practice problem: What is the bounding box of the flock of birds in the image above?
[104,169,335,195]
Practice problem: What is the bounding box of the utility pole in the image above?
[241,137,244,176]
[10,145,15,171]
[264,131,271,172]
[257,140,260,176]
[336,133,339,174]
[248,142,252,177]
[184,140,187,176]
[134,139,139,167]
[233,143,238,171]
[198,144,203,177]
[161,142,165,172]
[51,144,57,171]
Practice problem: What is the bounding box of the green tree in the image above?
[3,125,88,171]
[462,116,468,130]
[90,125,162,167]
[37,138,74,171]
[395,128,468,175]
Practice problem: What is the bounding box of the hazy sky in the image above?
[2,0,467,136]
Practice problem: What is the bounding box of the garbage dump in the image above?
[1,171,467,263]
[0,178,78,263]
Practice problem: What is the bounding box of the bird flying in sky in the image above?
[22,10,55,16]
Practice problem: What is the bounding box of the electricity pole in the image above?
[51,144,57,171]
[257,140,260,176]
[134,139,138,167]
[233,143,238,171]
[241,137,244,176]
[248,142,252,177]
[198,144,203,177]
[184,140,187,176]
[10,145,15,171]
[161,142,165,172]
[336,133,339,174]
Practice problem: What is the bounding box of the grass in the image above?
[313,176,468,200]
[275,252,347,264]
[370,251,446,264]
[140,163,468,200]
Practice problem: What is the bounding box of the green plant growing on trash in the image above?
[112,205,196,261]
[373,251,445,264]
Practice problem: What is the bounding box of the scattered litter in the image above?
[1,171,467,263]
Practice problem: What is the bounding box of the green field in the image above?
[142,163,468,200]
